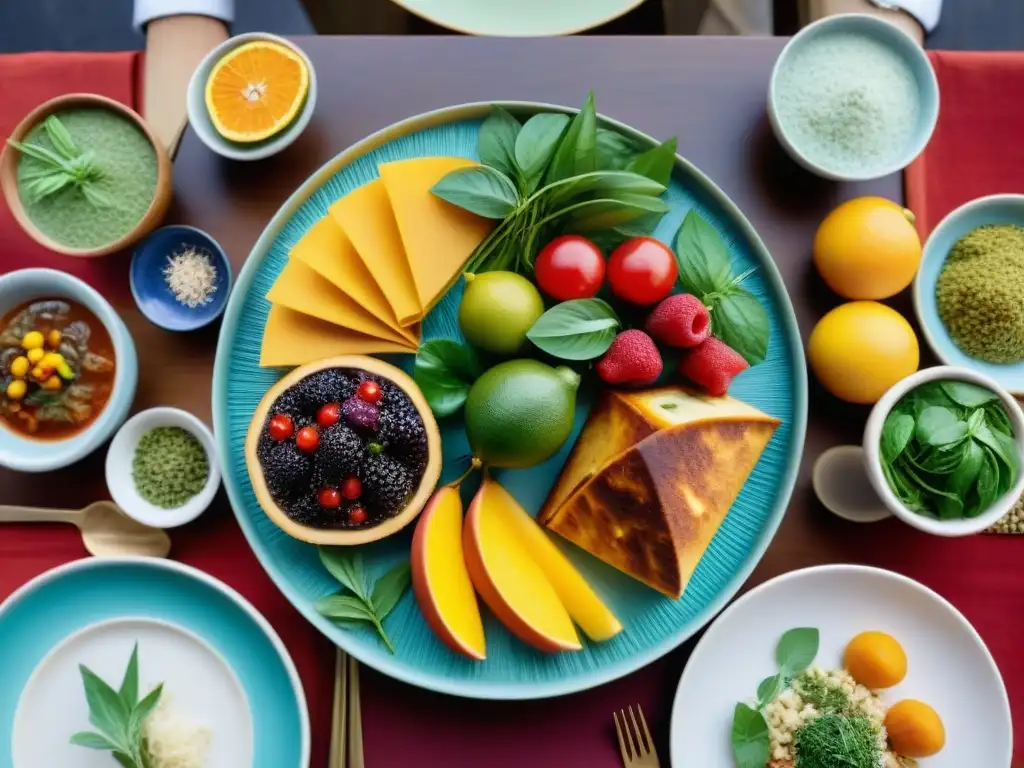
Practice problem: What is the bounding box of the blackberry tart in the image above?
[245,356,441,545]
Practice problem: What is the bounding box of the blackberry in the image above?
[379,406,428,471]
[360,454,415,517]
[342,396,380,432]
[260,441,313,503]
[290,369,357,414]
[286,493,345,529]
[270,389,305,422]
[313,424,364,485]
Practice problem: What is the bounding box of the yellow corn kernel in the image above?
[5,379,27,400]
[9,356,29,378]
[26,348,45,364]
[56,361,75,380]
[21,331,44,350]
[40,351,63,369]
[42,375,62,391]
[46,329,62,348]
[30,366,48,381]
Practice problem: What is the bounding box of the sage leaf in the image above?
[881,412,915,464]
[414,339,483,418]
[431,166,519,219]
[711,289,769,365]
[526,299,620,361]
[627,137,677,186]
[594,128,638,170]
[546,91,597,183]
[515,113,569,193]
[319,548,369,600]
[118,644,139,708]
[70,732,119,750]
[371,561,412,620]
[776,627,819,676]
[731,703,770,768]
[478,106,522,184]
[756,674,783,707]
[940,380,998,408]
[674,209,734,296]
[79,665,131,746]
[317,594,377,622]
[916,407,967,446]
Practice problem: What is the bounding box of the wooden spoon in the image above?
[0,500,172,557]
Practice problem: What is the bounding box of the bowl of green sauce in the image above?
[768,13,939,181]
[863,366,1024,536]
[105,407,221,528]
[914,194,1024,395]
[0,93,173,258]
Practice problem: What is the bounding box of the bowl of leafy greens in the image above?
[863,366,1024,536]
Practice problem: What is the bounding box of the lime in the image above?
[465,359,580,469]
[458,272,544,356]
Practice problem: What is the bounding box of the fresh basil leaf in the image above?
[371,561,412,620]
[515,113,570,193]
[564,193,670,233]
[542,170,665,207]
[588,212,666,253]
[777,627,819,676]
[985,401,1013,436]
[319,547,369,600]
[966,408,986,434]
[118,643,139,708]
[731,703,770,768]
[916,406,967,446]
[673,209,734,296]
[545,91,597,183]
[317,594,377,622]
[594,128,639,170]
[478,106,522,184]
[940,381,998,408]
[431,166,519,219]
[976,419,1016,472]
[756,674,783,707]
[881,412,915,464]
[974,447,1001,516]
[414,339,483,418]
[527,299,620,361]
[711,289,769,366]
[79,665,131,746]
[627,137,677,186]
[949,440,985,503]
[127,684,163,744]
[70,732,119,750]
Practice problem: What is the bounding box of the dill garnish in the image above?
[794,714,880,768]
[795,671,850,714]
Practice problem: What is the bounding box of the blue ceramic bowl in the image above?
[768,13,939,181]
[914,194,1024,395]
[0,268,138,473]
[130,224,232,331]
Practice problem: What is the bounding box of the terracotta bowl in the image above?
[0,93,173,258]
[244,355,442,546]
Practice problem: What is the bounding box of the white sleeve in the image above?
[133,0,234,32]
[886,0,943,33]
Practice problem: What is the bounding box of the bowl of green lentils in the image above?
[914,194,1024,396]
[105,406,220,528]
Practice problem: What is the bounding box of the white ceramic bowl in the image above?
[185,32,317,162]
[0,269,138,473]
[105,407,221,528]
[862,366,1024,536]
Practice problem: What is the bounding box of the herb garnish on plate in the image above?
[880,380,1019,519]
[8,115,113,207]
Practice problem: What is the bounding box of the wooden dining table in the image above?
[3,36,1020,766]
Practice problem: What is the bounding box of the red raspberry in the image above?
[644,294,711,348]
[596,330,663,386]
[678,337,749,396]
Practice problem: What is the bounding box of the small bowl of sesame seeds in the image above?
[130,224,232,332]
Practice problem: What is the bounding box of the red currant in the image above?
[341,475,362,500]
[356,380,382,404]
[318,487,341,508]
[267,414,293,442]
[317,402,341,428]
[348,505,368,525]
[296,425,320,453]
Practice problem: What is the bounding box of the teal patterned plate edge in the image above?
[212,102,808,699]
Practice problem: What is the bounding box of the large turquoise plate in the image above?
[212,102,808,699]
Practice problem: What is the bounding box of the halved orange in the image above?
[204,41,310,143]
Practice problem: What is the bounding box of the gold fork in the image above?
[613,705,660,768]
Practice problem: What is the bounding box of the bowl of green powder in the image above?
[105,407,221,528]
[914,194,1024,395]
[768,13,939,181]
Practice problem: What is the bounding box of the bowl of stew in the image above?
[0,268,138,472]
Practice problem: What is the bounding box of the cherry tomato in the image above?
[296,425,320,453]
[608,237,678,305]
[318,487,341,508]
[341,475,362,500]
[533,235,606,301]
[267,413,294,442]
[317,402,341,428]
[357,380,382,404]
[348,505,368,525]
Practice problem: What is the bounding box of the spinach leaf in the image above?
[431,165,520,219]
[881,412,915,464]
[916,406,967,446]
[414,340,483,418]
[940,380,998,408]
[711,288,769,366]
[478,106,522,184]
[627,137,677,186]
[673,208,735,296]
[731,703,770,768]
[515,113,569,193]
[526,299,620,361]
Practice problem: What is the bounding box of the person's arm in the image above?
[137,0,233,155]
[804,0,937,46]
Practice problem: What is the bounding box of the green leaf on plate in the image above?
[414,339,483,418]
[526,298,620,361]
[317,593,377,622]
[673,209,734,296]
[319,547,369,600]
[776,627,819,676]
[627,137,678,186]
[564,193,670,233]
[731,703,770,768]
[881,412,915,464]
[545,91,597,183]
[478,106,522,184]
[515,113,569,193]
[710,288,769,366]
[118,643,139,708]
[371,561,412,620]
[916,406,967,447]
[940,380,998,408]
[594,128,638,170]
[756,674,783,708]
[431,165,519,219]
[70,732,119,751]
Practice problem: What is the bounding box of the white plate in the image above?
[13,618,253,768]
[669,565,1011,767]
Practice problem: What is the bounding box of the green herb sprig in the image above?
[880,380,1020,519]
[317,548,412,654]
[526,298,621,361]
[793,713,881,768]
[9,115,113,207]
[414,339,483,418]
[71,643,163,768]
[674,209,770,366]
[731,627,819,768]
[431,94,677,275]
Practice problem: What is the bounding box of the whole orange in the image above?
[814,197,921,300]
[844,630,907,689]
[885,699,946,757]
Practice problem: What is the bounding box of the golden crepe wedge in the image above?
[538,387,780,599]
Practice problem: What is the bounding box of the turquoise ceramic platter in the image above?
[388,0,645,36]
[212,102,808,699]
[0,558,309,766]
[914,194,1024,395]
